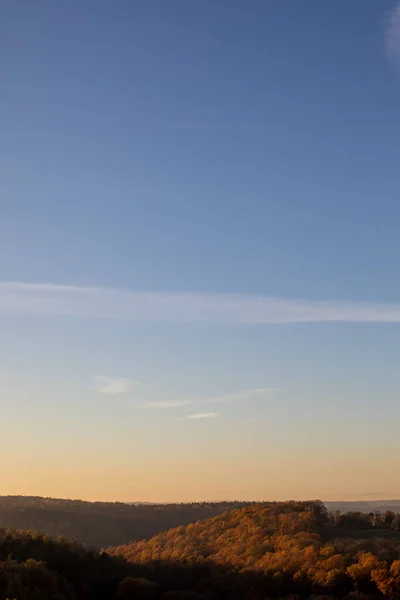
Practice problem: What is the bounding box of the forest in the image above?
[2,497,400,550]
[4,500,400,600]
[0,497,250,549]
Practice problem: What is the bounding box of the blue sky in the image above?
[2,1,400,502]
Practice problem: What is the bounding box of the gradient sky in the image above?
[2,1,400,502]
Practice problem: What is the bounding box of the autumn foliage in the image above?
[110,500,400,599]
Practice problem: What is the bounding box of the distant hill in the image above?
[326,500,400,513]
[0,496,252,549]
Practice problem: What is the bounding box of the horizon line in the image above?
[1,493,400,505]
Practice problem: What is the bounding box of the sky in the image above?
[2,0,400,503]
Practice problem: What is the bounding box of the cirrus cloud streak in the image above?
[89,376,140,395]
[2,281,400,324]
[181,412,218,420]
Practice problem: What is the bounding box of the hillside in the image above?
[110,500,400,599]
[0,497,251,549]
[110,500,333,565]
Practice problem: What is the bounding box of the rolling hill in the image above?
[109,500,400,599]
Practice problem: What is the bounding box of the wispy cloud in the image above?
[145,389,277,409]
[386,2,400,63]
[3,281,400,324]
[89,376,140,395]
[181,412,218,420]
[146,400,195,408]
